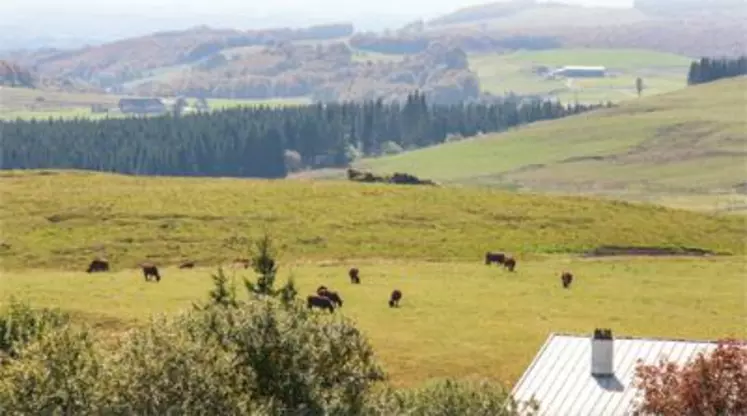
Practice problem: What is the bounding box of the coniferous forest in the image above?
[1,92,609,178]
[687,56,747,86]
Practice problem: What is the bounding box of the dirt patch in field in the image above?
[583,245,719,257]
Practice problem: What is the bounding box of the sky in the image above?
[2,0,633,48]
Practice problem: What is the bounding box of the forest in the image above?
[687,55,747,85]
[1,92,608,178]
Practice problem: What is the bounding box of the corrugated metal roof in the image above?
[511,333,718,416]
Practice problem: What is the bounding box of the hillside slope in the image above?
[0,170,744,270]
[356,77,747,211]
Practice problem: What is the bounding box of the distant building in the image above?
[118,98,168,115]
[548,65,607,78]
[511,329,718,415]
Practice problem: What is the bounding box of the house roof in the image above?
[511,332,718,416]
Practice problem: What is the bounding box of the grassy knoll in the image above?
[469,48,691,103]
[1,170,744,271]
[1,256,744,387]
[355,77,747,212]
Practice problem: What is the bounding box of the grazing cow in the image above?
[179,261,195,269]
[561,272,573,289]
[349,267,360,284]
[504,257,516,272]
[142,263,161,282]
[317,287,344,307]
[307,295,335,313]
[389,289,402,308]
[485,252,506,265]
[86,259,110,273]
[235,258,250,269]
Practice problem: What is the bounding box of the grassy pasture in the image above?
[2,256,744,388]
[469,48,691,103]
[1,170,744,271]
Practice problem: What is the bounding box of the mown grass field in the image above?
[2,256,744,388]
[469,48,691,104]
[354,77,747,213]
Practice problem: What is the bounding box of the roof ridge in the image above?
[551,331,724,344]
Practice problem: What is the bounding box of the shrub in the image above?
[633,338,747,416]
[0,324,104,414]
[0,298,70,361]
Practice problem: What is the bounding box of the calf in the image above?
[317,287,344,307]
[389,289,402,308]
[504,257,517,272]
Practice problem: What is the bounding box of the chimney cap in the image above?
[593,328,613,340]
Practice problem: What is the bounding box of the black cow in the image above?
[389,290,402,308]
[142,263,161,282]
[561,272,573,289]
[307,295,335,313]
[485,252,506,265]
[349,267,360,284]
[87,259,109,273]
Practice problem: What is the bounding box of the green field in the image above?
[1,169,745,387]
[469,48,691,104]
[354,77,747,213]
[1,170,744,270]
[0,86,311,120]
[3,256,744,388]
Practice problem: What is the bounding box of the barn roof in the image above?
[511,332,718,416]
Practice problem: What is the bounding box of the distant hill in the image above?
[346,77,747,212]
[0,60,36,88]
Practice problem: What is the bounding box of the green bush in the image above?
[0,298,71,361]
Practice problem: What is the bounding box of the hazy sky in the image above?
[2,0,633,45]
[7,0,632,20]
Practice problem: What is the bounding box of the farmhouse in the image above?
[549,65,607,78]
[118,98,168,115]
[511,328,718,415]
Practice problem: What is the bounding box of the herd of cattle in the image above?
[84,251,574,313]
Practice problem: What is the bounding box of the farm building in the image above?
[548,65,607,78]
[118,98,168,115]
[511,329,718,415]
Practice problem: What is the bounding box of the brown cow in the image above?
[86,258,109,273]
[561,272,573,289]
[317,286,343,307]
[504,257,516,272]
[349,267,360,284]
[389,289,402,308]
[307,295,335,313]
[485,252,506,265]
[142,263,161,282]
[179,261,195,269]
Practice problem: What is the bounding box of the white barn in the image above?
[549,65,607,78]
[511,329,719,416]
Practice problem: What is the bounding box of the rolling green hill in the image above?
[352,77,747,212]
[1,169,744,270]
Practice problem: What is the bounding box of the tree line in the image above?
[687,56,747,85]
[1,92,609,178]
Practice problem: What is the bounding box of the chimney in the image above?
[591,328,614,377]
